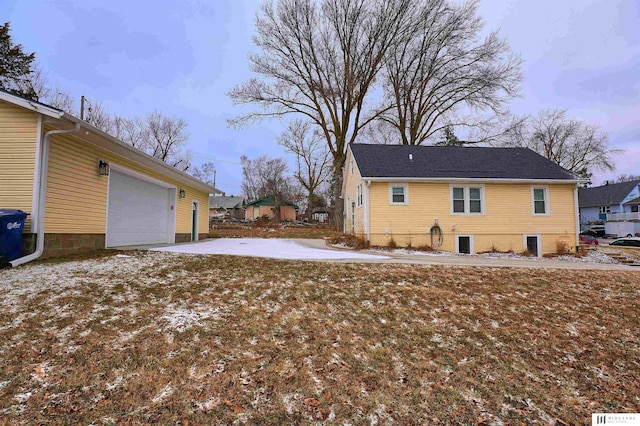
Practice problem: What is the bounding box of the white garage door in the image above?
[106,170,173,247]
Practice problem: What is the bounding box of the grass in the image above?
[209,223,341,240]
[1,251,639,424]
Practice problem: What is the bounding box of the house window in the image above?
[599,205,611,214]
[350,160,354,175]
[451,186,483,214]
[631,205,639,213]
[356,184,363,207]
[389,184,408,205]
[532,187,548,215]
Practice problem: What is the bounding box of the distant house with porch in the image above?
[209,195,245,220]
[578,180,640,237]
[245,195,299,221]
[312,207,330,223]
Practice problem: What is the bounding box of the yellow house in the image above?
[342,144,581,256]
[0,90,221,263]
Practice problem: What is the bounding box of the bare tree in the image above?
[380,0,522,146]
[278,120,332,221]
[229,0,414,227]
[112,115,148,150]
[241,155,298,222]
[614,174,640,183]
[191,161,217,187]
[498,108,620,181]
[84,101,114,134]
[145,110,191,171]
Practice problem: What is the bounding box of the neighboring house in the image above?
[209,195,245,220]
[342,144,580,256]
[312,207,330,223]
[578,180,640,222]
[579,180,640,237]
[244,195,298,221]
[0,90,221,262]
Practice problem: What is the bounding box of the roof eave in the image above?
[52,113,222,194]
[362,177,582,184]
[0,90,64,119]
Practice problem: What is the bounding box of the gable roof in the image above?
[0,89,221,195]
[209,196,244,209]
[349,144,577,181]
[578,180,640,208]
[624,196,640,206]
[245,195,299,209]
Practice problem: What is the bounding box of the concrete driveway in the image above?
[148,238,640,270]
[150,238,389,260]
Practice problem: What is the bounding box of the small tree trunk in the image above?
[331,159,345,232]
[307,191,314,222]
[274,192,282,223]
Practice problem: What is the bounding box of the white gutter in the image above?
[364,180,371,241]
[363,177,583,184]
[11,122,81,267]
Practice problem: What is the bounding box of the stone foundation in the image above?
[42,233,106,259]
[175,233,209,243]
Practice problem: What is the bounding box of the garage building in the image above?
[0,89,220,261]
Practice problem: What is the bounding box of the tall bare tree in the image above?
[146,110,191,171]
[229,0,414,227]
[380,0,522,146]
[278,120,331,221]
[191,161,217,187]
[498,108,619,182]
[241,155,299,222]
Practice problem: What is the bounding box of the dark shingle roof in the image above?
[209,196,244,209]
[349,144,576,180]
[578,180,640,208]
[245,195,299,209]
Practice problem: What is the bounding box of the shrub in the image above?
[326,235,369,250]
[388,236,398,249]
[555,240,571,255]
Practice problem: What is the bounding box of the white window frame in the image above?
[523,234,541,257]
[356,184,363,207]
[531,186,549,216]
[450,184,485,215]
[389,183,408,205]
[599,205,611,214]
[455,234,474,254]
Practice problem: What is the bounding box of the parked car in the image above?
[609,237,640,247]
[589,225,606,237]
[579,229,598,238]
[579,234,599,245]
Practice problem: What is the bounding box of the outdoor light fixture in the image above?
[98,160,110,176]
[179,189,186,198]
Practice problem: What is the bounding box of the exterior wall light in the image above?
[179,189,186,198]
[98,160,110,176]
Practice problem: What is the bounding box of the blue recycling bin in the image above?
[0,209,28,262]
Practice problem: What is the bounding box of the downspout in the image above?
[364,180,371,242]
[11,122,81,267]
[573,184,580,252]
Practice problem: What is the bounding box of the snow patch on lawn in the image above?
[152,238,389,260]
[161,305,227,332]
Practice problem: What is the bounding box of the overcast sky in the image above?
[2,0,638,192]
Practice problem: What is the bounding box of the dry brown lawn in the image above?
[1,251,639,425]
[209,223,341,240]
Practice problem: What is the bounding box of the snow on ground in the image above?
[151,238,389,260]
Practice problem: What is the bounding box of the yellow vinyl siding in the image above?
[367,181,577,254]
[0,100,38,231]
[45,130,209,235]
[342,150,365,237]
